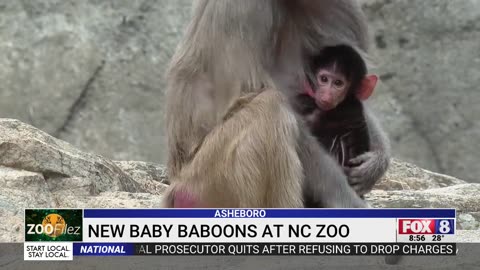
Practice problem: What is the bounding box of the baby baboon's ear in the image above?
[357,74,378,100]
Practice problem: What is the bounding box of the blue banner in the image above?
[73,243,134,256]
[83,209,455,218]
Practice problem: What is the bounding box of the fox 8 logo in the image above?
[398,219,454,235]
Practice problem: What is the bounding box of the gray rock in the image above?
[374,159,467,191]
[368,184,480,211]
[0,118,142,193]
[0,0,479,184]
[0,118,479,242]
[0,118,169,242]
[368,161,480,231]
[0,0,192,165]
[457,213,479,230]
[456,229,480,243]
[114,160,169,195]
[363,0,480,182]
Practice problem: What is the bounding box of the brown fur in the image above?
[164,88,304,208]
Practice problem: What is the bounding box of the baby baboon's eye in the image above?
[334,80,344,87]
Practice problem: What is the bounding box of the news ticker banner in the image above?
[24,208,456,260]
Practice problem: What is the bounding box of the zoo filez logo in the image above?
[25,209,83,242]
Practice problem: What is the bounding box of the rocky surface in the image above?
[0,119,168,242]
[363,0,480,182]
[0,0,192,165]
[0,118,479,243]
[0,1,479,183]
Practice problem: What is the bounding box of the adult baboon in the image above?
[163,0,376,209]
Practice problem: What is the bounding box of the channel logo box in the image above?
[25,209,83,242]
[398,219,455,235]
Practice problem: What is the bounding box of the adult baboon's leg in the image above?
[164,88,304,208]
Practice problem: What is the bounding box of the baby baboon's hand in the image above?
[345,151,385,196]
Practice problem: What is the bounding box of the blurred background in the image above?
[0,0,478,183]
